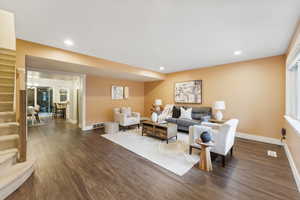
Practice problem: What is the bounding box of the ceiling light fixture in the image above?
[234,50,242,55]
[64,39,74,46]
[159,66,165,70]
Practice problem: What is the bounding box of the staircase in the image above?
[0,48,34,200]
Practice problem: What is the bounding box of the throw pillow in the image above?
[172,106,181,118]
[179,107,192,120]
[121,107,132,117]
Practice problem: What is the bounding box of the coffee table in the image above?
[141,121,177,144]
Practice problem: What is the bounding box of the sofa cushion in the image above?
[121,107,132,116]
[165,118,177,124]
[177,118,201,127]
[191,107,212,120]
[172,106,181,118]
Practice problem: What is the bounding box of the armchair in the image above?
[113,107,140,131]
[189,119,239,167]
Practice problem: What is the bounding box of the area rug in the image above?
[102,130,200,176]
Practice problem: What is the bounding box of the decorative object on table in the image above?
[104,122,119,134]
[213,101,226,121]
[112,85,124,100]
[174,80,202,104]
[151,112,158,122]
[195,138,215,172]
[124,86,129,99]
[154,99,162,112]
[200,131,212,143]
[113,107,140,130]
[189,119,239,167]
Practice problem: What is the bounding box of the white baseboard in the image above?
[283,143,300,192]
[236,132,283,146]
[82,125,93,131]
[68,119,77,124]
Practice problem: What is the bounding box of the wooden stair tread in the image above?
[0,122,19,127]
[0,84,14,87]
[0,135,19,142]
[0,112,15,115]
[0,101,13,104]
[0,92,14,95]
[0,57,15,61]
[0,69,14,73]
[0,76,14,80]
[0,49,16,57]
[0,152,16,165]
[0,62,15,66]
[0,160,35,200]
[0,148,18,156]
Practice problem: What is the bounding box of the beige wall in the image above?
[86,75,144,125]
[285,20,300,176]
[15,39,164,120]
[145,56,285,139]
[0,9,15,50]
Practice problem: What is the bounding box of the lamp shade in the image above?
[213,101,225,110]
[154,99,162,106]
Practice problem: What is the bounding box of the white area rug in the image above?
[102,130,200,176]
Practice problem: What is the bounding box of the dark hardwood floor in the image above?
[7,120,300,200]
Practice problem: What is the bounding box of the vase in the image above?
[151,112,158,122]
[200,131,212,143]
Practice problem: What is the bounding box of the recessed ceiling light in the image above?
[234,50,242,55]
[159,66,165,70]
[64,39,74,46]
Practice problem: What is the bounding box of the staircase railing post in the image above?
[19,90,27,162]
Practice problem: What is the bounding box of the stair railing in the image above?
[19,90,27,162]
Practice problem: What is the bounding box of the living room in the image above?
[0,1,300,200]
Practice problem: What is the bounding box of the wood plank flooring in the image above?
[6,120,300,200]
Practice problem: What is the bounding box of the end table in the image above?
[196,139,215,172]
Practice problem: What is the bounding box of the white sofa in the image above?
[189,119,239,167]
[114,107,140,130]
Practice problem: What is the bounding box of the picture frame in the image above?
[112,85,124,100]
[174,80,202,104]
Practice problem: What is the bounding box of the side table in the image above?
[196,139,215,172]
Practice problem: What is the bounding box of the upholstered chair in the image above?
[113,107,140,130]
[189,119,239,167]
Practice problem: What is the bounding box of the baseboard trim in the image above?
[283,143,300,192]
[67,119,77,124]
[82,125,93,131]
[236,132,283,146]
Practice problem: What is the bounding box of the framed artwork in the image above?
[112,86,124,100]
[174,80,202,104]
[124,86,129,99]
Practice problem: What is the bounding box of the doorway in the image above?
[26,70,84,127]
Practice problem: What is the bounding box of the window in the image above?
[286,61,300,120]
[286,52,300,134]
[59,89,68,102]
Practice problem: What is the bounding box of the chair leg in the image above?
[189,146,192,155]
[230,147,233,157]
[222,155,226,167]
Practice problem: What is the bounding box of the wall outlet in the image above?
[92,122,104,129]
[267,150,277,157]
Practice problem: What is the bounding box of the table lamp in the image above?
[213,101,225,121]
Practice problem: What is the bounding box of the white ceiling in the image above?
[26,56,159,82]
[1,0,300,73]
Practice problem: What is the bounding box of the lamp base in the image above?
[215,110,223,121]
